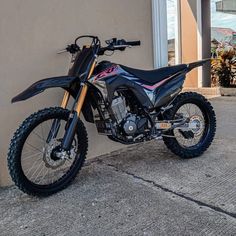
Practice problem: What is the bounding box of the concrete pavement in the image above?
[0,96,236,236]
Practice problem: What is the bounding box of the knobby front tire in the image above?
[8,107,88,197]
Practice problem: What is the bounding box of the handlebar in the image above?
[105,38,141,47]
[126,41,141,46]
[57,36,141,56]
[98,38,141,55]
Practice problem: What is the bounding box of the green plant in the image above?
[211,50,236,87]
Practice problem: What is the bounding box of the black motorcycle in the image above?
[8,35,216,196]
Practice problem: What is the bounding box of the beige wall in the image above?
[0,0,153,186]
[180,0,212,88]
[180,0,199,88]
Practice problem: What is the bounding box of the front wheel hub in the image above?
[43,139,66,169]
[51,146,63,161]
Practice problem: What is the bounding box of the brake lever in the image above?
[57,49,68,54]
[105,38,117,45]
[113,45,132,48]
[58,44,80,54]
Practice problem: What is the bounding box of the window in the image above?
[167,0,180,65]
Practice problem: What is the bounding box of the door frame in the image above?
[152,0,182,68]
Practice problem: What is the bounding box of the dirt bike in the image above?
[8,35,216,196]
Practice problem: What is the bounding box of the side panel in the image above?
[154,74,185,108]
[90,64,186,110]
[90,64,154,109]
[105,76,154,109]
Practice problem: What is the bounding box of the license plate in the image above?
[157,122,172,129]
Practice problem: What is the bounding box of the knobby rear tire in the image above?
[7,107,88,197]
[162,92,216,159]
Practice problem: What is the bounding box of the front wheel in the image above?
[162,92,216,158]
[8,107,88,197]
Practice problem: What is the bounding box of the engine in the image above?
[111,96,148,137]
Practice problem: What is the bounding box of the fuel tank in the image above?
[93,60,113,75]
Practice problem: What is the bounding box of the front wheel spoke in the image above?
[38,168,49,184]
[50,170,59,184]
[51,120,61,139]
[33,164,46,182]
[64,159,74,169]
[22,151,42,161]
[17,111,83,188]
[32,130,45,144]
[26,142,43,153]
[30,161,44,181]
[25,158,42,177]
[66,158,74,164]
[40,123,46,143]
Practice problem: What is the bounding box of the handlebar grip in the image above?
[127,41,141,46]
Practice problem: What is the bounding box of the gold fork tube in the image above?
[75,85,88,115]
[75,58,96,116]
[88,60,96,79]
[61,91,70,108]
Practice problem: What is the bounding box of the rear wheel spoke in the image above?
[174,103,206,148]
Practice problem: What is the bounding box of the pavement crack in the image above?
[98,161,236,220]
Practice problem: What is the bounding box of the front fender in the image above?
[12,76,77,103]
[11,76,96,123]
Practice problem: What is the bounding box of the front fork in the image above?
[60,84,88,150]
[47,58,96,151]
[46,91,71,143]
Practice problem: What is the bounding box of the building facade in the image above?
[216,0,236,14]
[0,0,212,186]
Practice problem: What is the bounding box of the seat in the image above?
[120,64,187,84]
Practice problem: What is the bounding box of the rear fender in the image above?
[187,59,210,71]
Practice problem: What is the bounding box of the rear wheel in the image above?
[162,92,216,158]
[8,107,88,197]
